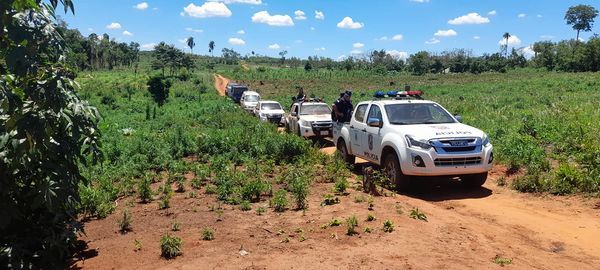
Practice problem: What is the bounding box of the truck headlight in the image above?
[405,135,432,150]
[299,120,312,127]
[482,133,490,146]
[259,113,266,118]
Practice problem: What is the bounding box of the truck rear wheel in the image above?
[337,139,355,165]
[383,152,411,191]
[461,172,488,187]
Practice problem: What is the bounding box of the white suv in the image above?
[240,91,260,112]
[285,100,333,138]
[333,93,493,189]
[254,100,285,125]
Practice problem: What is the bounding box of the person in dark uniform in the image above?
[294,86,306,102]
[332,90,353,123]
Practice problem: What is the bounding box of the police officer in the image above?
[333,90,353,123]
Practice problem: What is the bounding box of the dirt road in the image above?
[214,74,229,96]
[73,75,600,270]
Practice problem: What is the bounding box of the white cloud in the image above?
[387,50,409,60]
[294,10,306,20]
[498,35,521,46]
[520,45,535,59]
[310,26,315,31]
[473,36,481,40]
[315,10,324,20]
[106,22,122,29]
[178,38,188,44]
[228,37,245,45]
[448,13,490,25]
[378,36,388,41]
[540,35,554,40]
[518,13,526,18]
[141,43,156,51]
[488,10,497,16]
[353,42,364,49]
[186,27,204,33]
[337,17,364,29]
[338,55,347,61]
[315,47,326,51]
[392,34,403,41]
[350,49,362,54]
[134,2,149,10]
[410,0,430,3]
[425,38,440,44]
[434,29,457,37]
[268,43,281,50]
[252,11,294,26]
[537,14,543,18]
[87,28,94,32]
[237,29,245,34]
[207,0,261,4]
[122,30,133,36]
[181,2,232,18]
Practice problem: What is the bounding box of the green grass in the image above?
[221,67,600,196]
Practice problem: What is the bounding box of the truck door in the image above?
[363,104,384,163]
[350,104,369,157]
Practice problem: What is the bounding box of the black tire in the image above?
[337,139,355,165]
[383,152,411,191]
[461,172,488,187]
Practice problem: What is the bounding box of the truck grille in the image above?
[430,138,481,154]
[434,157,482,167]
[311,121,332,131]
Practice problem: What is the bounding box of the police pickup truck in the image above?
[284,99,333,138]
[333,91,493,190]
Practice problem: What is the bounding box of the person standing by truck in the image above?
[332,90,353,123]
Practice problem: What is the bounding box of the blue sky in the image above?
[61,0,600,59]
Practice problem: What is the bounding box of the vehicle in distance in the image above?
[254,100,285,125]
[226,82,248,103]
[240,91,260,112]
[285,99,333,138]
[333,91,493,190]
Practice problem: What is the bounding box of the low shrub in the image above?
[160,234,182,259]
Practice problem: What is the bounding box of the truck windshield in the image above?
[300,104,330,115]
[233,87,247,94]
[245,95,259,102]
[261,103,281,110]
[384,103,456,125]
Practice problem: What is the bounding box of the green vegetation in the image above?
[409,208,428,222]
[118,209,133,233]
[202,228,215,241]
[271,190,289,212]
[346,215,359,235]
[138,175,154,203]
[329,218,342,227]
[493,255,513,267]
[171,221,181,232]
[321,194,340,206]
[366,214,376,222]
[160,234,182,259]
[383,220,395,233]
[240,200,252,211]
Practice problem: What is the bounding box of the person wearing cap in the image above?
[332,90,353,123]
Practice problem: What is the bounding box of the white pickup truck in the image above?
[333,92,493,190]
[284,99,333,138]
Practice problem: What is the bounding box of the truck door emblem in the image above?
[368,134,373,150]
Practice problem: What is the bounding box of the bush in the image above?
[241,179,269,202]
[383,220,394,233]
[333,178,349,194]
[160,234,182,259]
[138,176,154,203]
[240,200,252,211]
[159,184,172,209]
[271,190,288,212]
[346,215,358,235]
[286,170,310,210]
[409,208,428,222]
[147,75,172,106]
[202,228,214,240]
[118,209,133,233]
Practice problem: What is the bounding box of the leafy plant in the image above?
[256,207,266,215]
[118,209,133,233]
[409,208,428,222]
[346,215,358,235]
[171,221,181,232]
[202,228,215,241]
[321,194,340,206]
[364,227,373,233]
[366,214,376,222]
[160,234,183,259]
[240,200,252,211]
[329,218,342,227]
[383,220,395,233]
[174,174,186,193]
[333,178,349,194]
[147,75,172,106]
[138,176,154,203]
[271,189,288,212]
[134,239,143,251]
[159,184,172,209]
[493,255,513,267]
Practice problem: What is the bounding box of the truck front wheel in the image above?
[337,139,355,165]
[383,152,411,191]
[461,172,488,187]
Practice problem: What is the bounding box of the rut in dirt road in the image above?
[213,74,229,96]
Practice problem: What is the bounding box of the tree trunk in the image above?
[576,30,580,41]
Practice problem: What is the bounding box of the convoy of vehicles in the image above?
[240,91,261,112]
[333,91,493,190]
[284,99,334,138]
[225,82,492,190]
[253,101,285,125]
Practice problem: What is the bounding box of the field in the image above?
[68,67,600,269]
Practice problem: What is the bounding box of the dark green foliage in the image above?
[202,228,214,240]
[240,200,252,211]
[159,184,172,209]
[241,179,269,202]
[284,167,310,210]
[383,220,394,233]
[346,215,358,235]
[160,234,182,259]
[271,190,288,212]
[147,75,172,106]
[564,5,598,40]
[321,194,340,206]
[409,208,428,222]
[138,176,154,203]
[0,2,103,266]
[333,178,349,195]
[118,209,133,233]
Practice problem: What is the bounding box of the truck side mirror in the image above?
[367,118,383,128]
[291,112,297,117]
[454,115,463,123]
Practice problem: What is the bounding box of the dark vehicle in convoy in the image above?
[226,82,248,103]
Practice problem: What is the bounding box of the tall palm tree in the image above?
[186,37,195,54]
[208,41,215,57]
[503,32,511,57]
